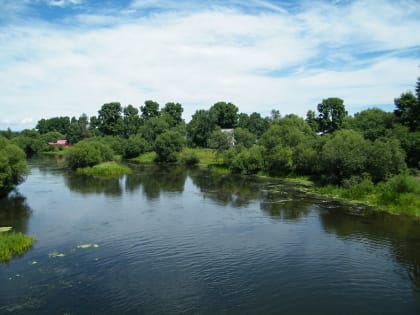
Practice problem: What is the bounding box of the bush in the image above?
[65,140,114,169]
[0,232,35,262]
[230,145,264,175]
[0,137,28,196]
[155,131,185,162]
[123,134,150,159]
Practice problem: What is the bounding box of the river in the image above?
[0,157,419,314]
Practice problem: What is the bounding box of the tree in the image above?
[154,131,185,162]
[67,114,90,144]
[123,105,141,138]
[209,102,238,129]
[187,109,216,147]
[316,97,347,133]
[141,100,160,120]
[123,134,150,159]
[139,116,169,143]
[11,129,47,157]
[305,110,318,132]
[162,102,184,126]
[65,140,113,169]
[36,116,70,135]
[351,108,395,141]
[321,129,370,183]
[230,145,264,175]
[97,102,124,136]
[394,91,420,131]
[233,128,256,148]
[0,137,28,196]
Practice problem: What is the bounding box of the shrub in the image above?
[155,131,185,162]
[65,140,113,169]
[123,134,150,159]
[230,145,264,175]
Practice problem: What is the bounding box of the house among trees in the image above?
[48,139,69,148]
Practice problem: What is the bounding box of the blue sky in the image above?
[0,0,419,130]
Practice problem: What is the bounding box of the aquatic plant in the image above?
[0,231,35,263]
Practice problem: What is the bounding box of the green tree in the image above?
[321,129,370,183]
[123,135,150,159]
[67,114,90,144]
[141,100,160,120]
[65,140,113,169]
[0,137,28,196]
[350,108,395,141]
[230,145,264,175]
[187,109,216,147]
[155,131,185,162]
[97,102,124,136]
[139,116,169,143]
[35,116,70,135]
[233,128,256,148]
[367,138,406,182]
[123,105,141,138]
[316,97,347,133]
[162,102,184,126]
[12,129,47,157]
[394,90,420,131]
[305,110,318,132]
[209,102,238,129]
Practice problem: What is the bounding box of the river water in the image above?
[0,158,419,314]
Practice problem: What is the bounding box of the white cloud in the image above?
[0,0,419,130]
[47,0,82,7]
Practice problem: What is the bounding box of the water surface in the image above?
[0,158,419,314]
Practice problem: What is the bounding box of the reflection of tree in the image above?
[0,193,32,233]
[189,169,260,207]
[320,209,420,290]
[64,173,123,196]
[125,164,187,199]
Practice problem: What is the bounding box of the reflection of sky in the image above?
[1,0,419,130]
[0,163,418,314]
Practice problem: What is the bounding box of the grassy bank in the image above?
[0,231,35,263]
[76,161,131,176]
[130,152,157,164]
[314,173,420,216]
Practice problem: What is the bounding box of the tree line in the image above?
[1,76,419,196]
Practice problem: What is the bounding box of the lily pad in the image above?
[0,227,13,233]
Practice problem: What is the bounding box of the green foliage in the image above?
[123,134,150,159]
[266,145,294,175]
[386,124,420,168]
[233,128,256,148]
[36,116,70,135]
[187,109,217,147]
[321,129,370,183]
[394,90,420,131]
[207,128,232,152]
[123,105,141,138]
[11,129,47,157]
[65,140,114,169]
[97,102,124,136]
[76,162,131,176]
[0,232,35,263]
[162,102,184,126]
[139,116,169,143]
[155,131,185,162]
[179,148,217,165]
[131,152,157,164]
[350,108,395,141]
[367,138,406,182]
[230,145,264,175]
[209,102,238,129]
[316,97,347,133]
[98,136,127,155]
[141,100,160,120]
[0,137,28,196]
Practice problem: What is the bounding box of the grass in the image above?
[314,173,420,216]
[178,148,219,166]
[130,152,157,164]
[0,232,35,263]
[42,150,67,156]
[76,161,131,176]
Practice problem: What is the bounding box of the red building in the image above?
[48,139,69,148]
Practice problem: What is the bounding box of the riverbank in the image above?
[76,161,131,176]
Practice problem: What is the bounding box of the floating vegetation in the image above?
[0,232,35,262]
[76,162,131,176]
[0,227,13,233]
[76,243,99,249]
[48,251,65,258]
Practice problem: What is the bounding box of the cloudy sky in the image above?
[0,0,419,130]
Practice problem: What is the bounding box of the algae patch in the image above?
[77,243,99,249]
[48,251,65,258]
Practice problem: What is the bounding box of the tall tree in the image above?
[162,102,184,126]
[141,100,160,120]
[97,102,124,136]
[316,97,347,133]
[123,105,141,138]
[187,110,216,147]
[209,102,238,129]
[394,89,420,131]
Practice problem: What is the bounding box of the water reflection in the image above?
[0,193,32,233]
[126,164,187,199]
[320,208,420,291]
[189,168,259,207]
[64,173,123,196]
